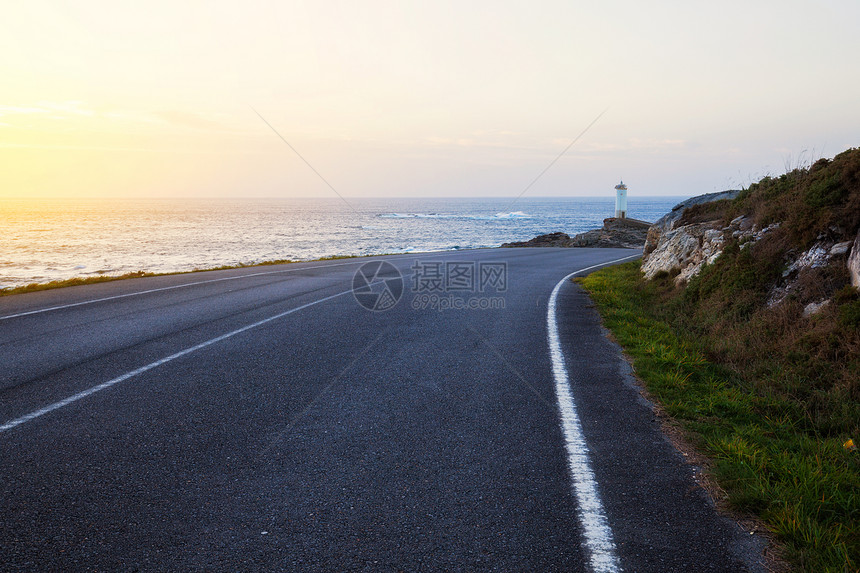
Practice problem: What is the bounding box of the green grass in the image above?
[726,148,860,252]
[580,261,859,573]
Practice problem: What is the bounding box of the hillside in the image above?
[580,147,860,572]
[643,148,859,406]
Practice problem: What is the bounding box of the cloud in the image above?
[0,141,239,154]
[0,102,226,130]
[423,130,535,150]
[0,105,51,117]
[152,110,224,130]
[0,101,102,121]
[571,139,689,153]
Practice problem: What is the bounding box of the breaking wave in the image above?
[378,211,530,220]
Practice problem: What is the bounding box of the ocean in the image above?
[0,196,684,289]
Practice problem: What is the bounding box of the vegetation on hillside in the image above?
[582,148,860,572]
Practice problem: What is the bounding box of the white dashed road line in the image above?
[0,251,458,321]
[0,260,364,321]
[2,248,642,571]
[0,288,355,433]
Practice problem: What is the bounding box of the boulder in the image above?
[641,223,724,281]
[645,190,739,254]
[830,241,853,256]
[849,230,860,288]
[803,300,830,317]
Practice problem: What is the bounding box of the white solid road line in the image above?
[547,253,639,573]
[2,250,641,568]
[0,288,356,433]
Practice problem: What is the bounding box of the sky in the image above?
[1,0,859,199]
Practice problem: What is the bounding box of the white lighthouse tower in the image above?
[614,180,628,219]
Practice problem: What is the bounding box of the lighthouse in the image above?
[614,180,628,219]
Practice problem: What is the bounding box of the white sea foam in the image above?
[378,212,447,219]
[492,211,530,219]
[378,211,531,220]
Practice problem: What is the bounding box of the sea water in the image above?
[0,196,684,289]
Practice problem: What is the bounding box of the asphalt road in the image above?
[0,248,766,572]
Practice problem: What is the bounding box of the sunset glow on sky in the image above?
[2,1,859,198]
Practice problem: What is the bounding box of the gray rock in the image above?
[641,191,744,282]
[503,218,650,249]
[782,243,831,277]
[849,231,860,288]
[569,217,650,249]
[733,216,755,232]
[501,232,571,248]
[645,190,740,254]
[803,300,830,317]
[651,190,740,232]
[753,222,780,241]
[831,241,853,256]
[641,223,725,281]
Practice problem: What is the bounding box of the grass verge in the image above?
[580,261,859,573]
[0,251,427,298]
[0,259,297,297]
[0,249,400,298]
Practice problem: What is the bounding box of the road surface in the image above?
[0,248,765,571]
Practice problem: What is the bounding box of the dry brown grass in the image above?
[728,147,860,251]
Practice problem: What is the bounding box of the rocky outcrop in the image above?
[501,231,573,248]
[569,217,650,249]
[768,237,858,306]
[849,230,860,288]
[644,212,783,284]
[641,191,741,282]
[643,191,860,308]
[641,223,727,281]
[645,190,740,255]
[502,217,650,249]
